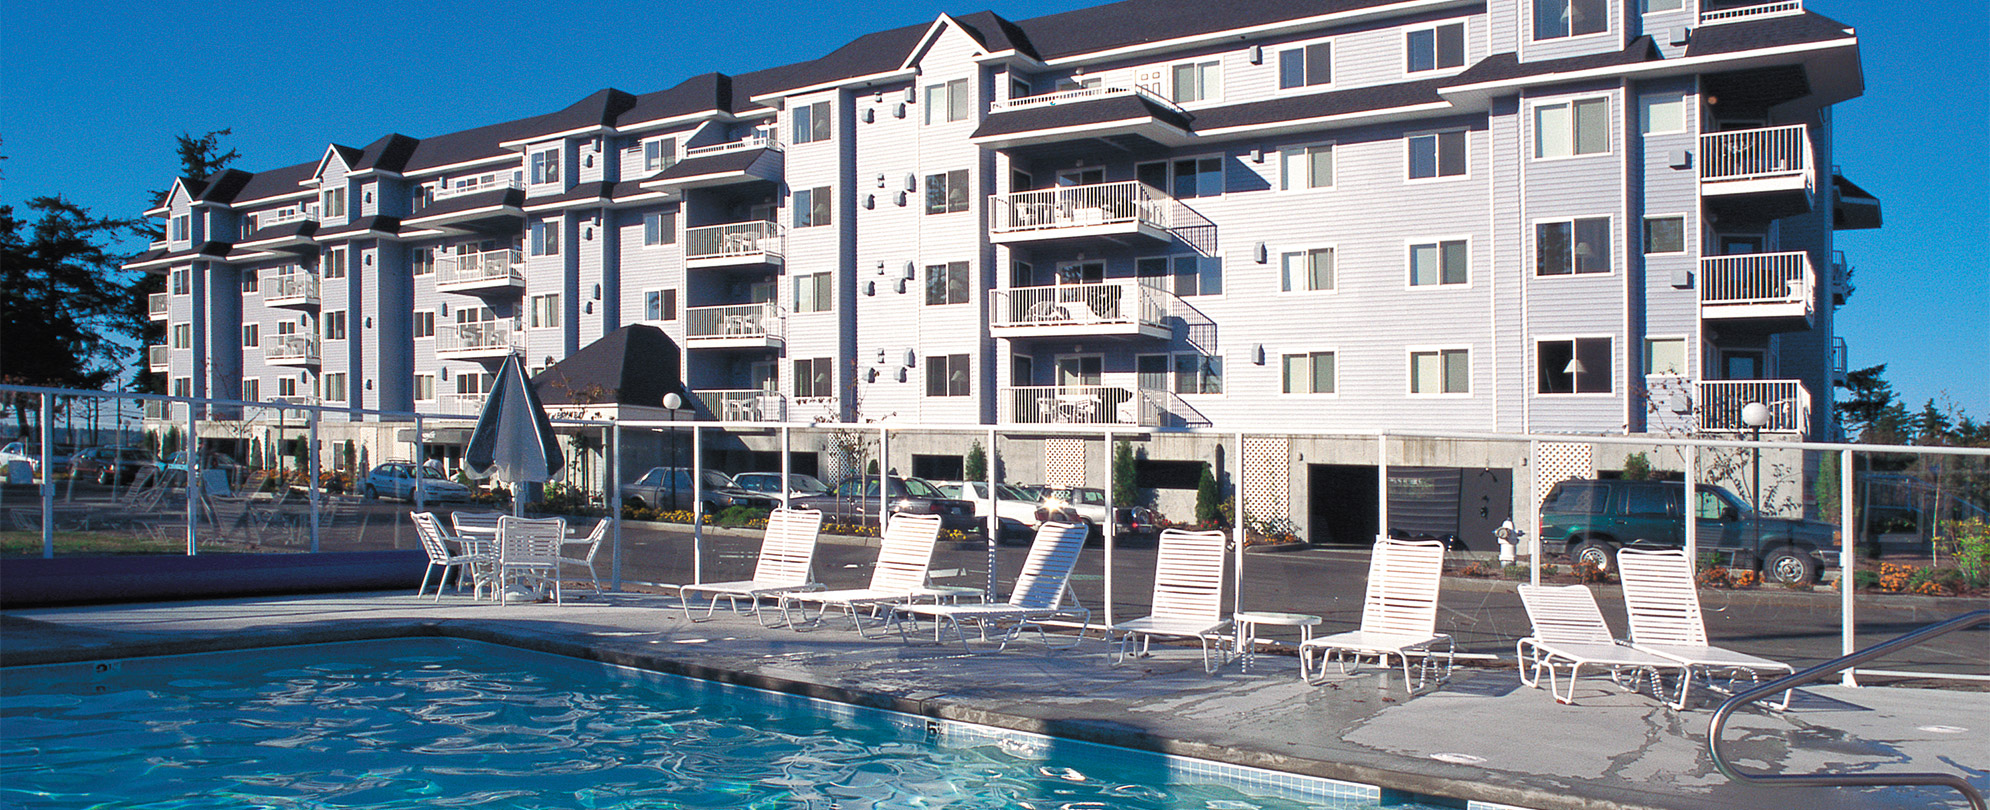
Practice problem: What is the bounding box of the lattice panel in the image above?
[1536,441,1594,505]
[1044,439,1087,488]
[1242,437,1289,521]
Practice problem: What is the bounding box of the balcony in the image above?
[1004,385,1163,426]
[148,292,170,321]
[438,393,485,416]
[264,270,321,309]
[696,389,786,422]
[256,205,320,229]
[405,179,525,233]
[989,181,1175,246]
[1697,379,1811,434]
[788,396,839,423]
[989,280,1173,340]
[265,334,320,366]
[434,248,525,294]
[237,205,321,253]
[684,221,784,269]
[1700,124,1814,217]
[1699,251,1814,327]
[1833,337,1849,385]
[685,302,785,350]
[1698,0,1803,25]
[435,319,520,359]
[642,133,783,191]
[148,345,169,372]
[973,86,1194,153]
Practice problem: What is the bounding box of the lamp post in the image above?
[662,392,683,508]
[1741,401,1770,563]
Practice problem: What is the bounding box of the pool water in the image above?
[1,638,1442,809]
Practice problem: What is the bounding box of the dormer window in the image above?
[644,138,677,173]
[171,215,190,242]
[1172,59,1223,103]
[320,187,346,219]
[530,148,562,185]
[1535,0,1607,40]
[1407,23,1466,73]
[1278,42,1332,89]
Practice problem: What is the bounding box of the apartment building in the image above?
[130,0,1876,528]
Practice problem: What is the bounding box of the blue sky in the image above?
[3,0,1983,420]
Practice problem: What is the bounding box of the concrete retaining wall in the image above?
[0,551,427,608]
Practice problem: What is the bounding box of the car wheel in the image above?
[98,470,113,486]
[1573,540,1614,572]
[363,484,378,500]
[626,497,647,510]
[1762,546,1819,584]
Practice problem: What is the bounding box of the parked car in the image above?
[162,450,244,476]
[928,480,1039,540]
[621,467,779,513]
[1538,478,1836,583]
[361,461,472,502]
[0,441,42,475]
[793,476,979,533]
[731,471,834,501]
[1035,486,1162,538]
[70,446,159,485]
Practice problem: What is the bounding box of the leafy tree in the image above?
[1112,440,1138,506]
[964,440,986,481]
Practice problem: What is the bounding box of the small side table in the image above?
[926,584,985,604]
[1234,611,1322,673]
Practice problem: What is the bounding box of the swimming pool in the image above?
[1,638,1458,809]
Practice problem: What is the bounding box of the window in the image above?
[413,310,435,339]
[242,323,259,348]
[1410,240,1469,286]
[530,218,561,256]
[1535,98,1610,157]
[1411,349,1470,394]
[924,262,970,305]
[1173,353,1223,394]
[411,248,433,276]
[1283,351,1337,394]
[643,138,677,172]
[530,294,561,329]
[792,187,831,228]
[1644,216,1686,254]
[1645,337,1686,376]
[1171,59,1222,103]
[925,354,970,397]
[644,289,677,321]
[171,323,191,349]
[1537,337,1612,394]
[791,101,831,144]
[1278,41,1332,89]
[1409,130,1467,178]
[1407,23,1466,72]
[1639,92,1686,134]
[1280,144,1334,190]
[1643,0,1684,12]
[1534,0,1607,39]
[414,374,435,402]
[794,357,833,398]
[171,215,189,242]
[324,247,347,279]
[456,372,487,396]
[794,273,831,313]
[925,78,969,124]
[324,372,348,403]
[1137,254,1222,297]
[170,267,189,295]
[323,310,347,341]
[529,149,561,184]
[643,210,676,245]
[240,269,259,293]
[320,187,346,218]
[171,377,191,398]
[924,170,968,214]
[277,377,298,398]
[1536,217,1612,275]
[241,378,260,402]
[1280,248,1334,292]
[1137,157,1224,199]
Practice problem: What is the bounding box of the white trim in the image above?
[1532,334,1617,396]
[1167,56,1226,107]
[1277,244,1338,294]
[1037,0,1475,68]
[1270,34,1338,94]
[1441,38,1858,99]
[1641,212,1691,255]
[1531,213,1618,278]
[1404,126,1472,182]
[499,124,612,151]
[1404,235,1475,289]
[1637,90,1690,135]
[1406,345,1473,396]
[1277,141,1337,192]
[1642,335,1690,376]
[1402,20,1471,77]
[749,68,920,107]
[1525,0,1616,44]
[1278,347,1340,397]
[1529,94,1614,161]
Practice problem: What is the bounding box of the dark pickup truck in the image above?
[793,476,980,534]
[1539,478,1836,584]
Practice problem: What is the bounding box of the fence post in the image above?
[40,393,54,558]
[414,413,426,513]
[1685,443,1699,571]
[1377,432,1389,543]
[611,423,623,591]
[987,426,999,600]
[1234,430,1246,617]
[691,424,703,585]
[186,394,200,556]
[308,406,320,554]
[1529,439,1541,586]
[878,425,891,530]
[1101,428,1113,626]
[1840,447,1857,687]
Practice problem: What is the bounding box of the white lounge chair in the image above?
[1108,528,1233,673]
[892,521,1091,653]
[666,507,825,623]
[1299,537,1453,691]
[412,511,492,601]
[779,513,946,637]
[560,518,609,595]
[1516,583,1684,705]
[1617,548,1795,709]
[495,515,566,605]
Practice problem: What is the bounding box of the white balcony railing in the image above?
[1700,124,1811,185]
[433,175,523,202]
[264,270,321,306]
[148,292,170,320]
[684,129,781,158]
[256,205,320,230]
[436,320,520,356]
[697,389,787,421]
[435,248,525,290]
[271,395,321,410]
[684,221,785,263]
[990,181,1174,236]
[1700,251,1815,314]
[147,345,169,371]
[438,393,486,415]
[1697,379,1811,434]
[994,84,1180,113]
[1004,385,1158,426]
[788,396,838,423]
[265,334,321,364]
[990,280,1173,331]
[1699,0,1803,25]
[1833,337,1849,381]
[685,303,786,344]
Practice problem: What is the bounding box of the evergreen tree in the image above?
[1112,440,1138,507]
[0,198,138,436]
[1835,364,1895,440]
[964,440,986,481]
[1915,399,1954,446]
[128,130,240,394]
[1195,463,1221,526]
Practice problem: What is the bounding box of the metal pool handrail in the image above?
[1707,609,1989,810]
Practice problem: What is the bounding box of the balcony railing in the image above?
[684,130,781,158]
[1699,0,1803,25]
[264,270,321,307]
[684,221,784,265]
[990,181,1174,237]
[148,345,169,371]
[697,389,787,421]
[265,334,321,364]
[435,248,525,292]
[148,292,170,320]
[256,205,320,230]
[433,175,523,202]
[994,84,1180,113]
[1700,124,1811,186]
[1004,385,1159,426]
[1697,379,1811,434]
[789,396,838,423]
[436,320,520,357]
[685,302,786,346]
[438,393,485,416]
[1832,337,1849,383]
[989,280,1174,337]
[1700,251,1814,321]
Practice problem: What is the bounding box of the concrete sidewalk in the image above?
[2,592,1982,810]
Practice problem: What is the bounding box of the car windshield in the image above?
[702,470,735,489]
[997,484,1034,501]
[1695,487,1753,519]
[901,478,942,498]
[418,467,452,480]
[118,449,154,461]
[787,473,830,494]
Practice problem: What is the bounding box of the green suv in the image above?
[1538,478,1836,583]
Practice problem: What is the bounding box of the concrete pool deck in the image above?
[3,591,1983,810]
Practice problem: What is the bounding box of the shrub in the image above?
[1502,563,1530,580]
[715,505,769,527]
[1621,452,1653,481]
[1572,559,1609,584]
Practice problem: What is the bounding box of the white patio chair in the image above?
[1108,528,1233,673]
[495,515,566,605]
[666,507,825,623]
[1516,584,1684,705]
[560,518,609,596]
[412,511,492,601]
[1617,548,1795,710]
[892,521,1091,653]
[1299,537,1453,691]
[450,510,504,536]
[779,513,946,637]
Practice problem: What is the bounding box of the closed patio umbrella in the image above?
[465,354,563,516]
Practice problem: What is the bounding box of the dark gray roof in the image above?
[649,148,772,181]
[408,187,525,220]
[231,161,316,203]
[622,73,734,126]
[1686,10,1854,57]
[609,179,662,200]
[353,133,421,173]
[1192,77,1450,130]
[528,181,616,206]
[1012,0,1406,61]
[532,324,689,408]
[194,170,253,203]
[401,88,638,173]
[1448,36,1661,86]
[238,219,318,244]
[314,216,401,239]
[326,144,364,169]
[732,21,932,105]
[952,11,1035,58]
[972,94,1192,139]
